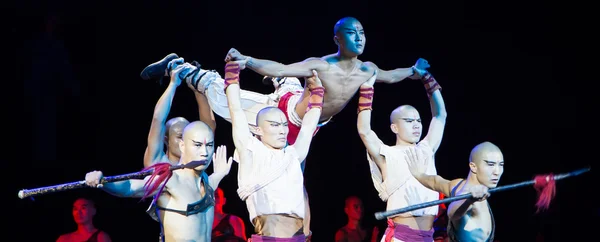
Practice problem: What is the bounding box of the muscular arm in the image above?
[229,215,247,240]
[291,106,321,161]
[101,175,170,198]
[357,109,385,168]
[143,82,178,168]
[245,57,329,78]
[371,62,415,84]
[194,91,216,132]
[226,77,252,151]
[447,185,478,222]
[422,89,447,153]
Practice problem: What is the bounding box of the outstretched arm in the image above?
[224,62,253,151]
[357,72,385,167]
[447,185,490,222]
[143,65,187,167]
[84,171,171,198]
[420,73,447,153]
[225,48,329,77]
[371,58,430,84]
[292,70,324,161]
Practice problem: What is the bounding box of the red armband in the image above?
[224,62,240,92]
[357,87,374,113]
[421,73,441,97]
[306,86,325,113]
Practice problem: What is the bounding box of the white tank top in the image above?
[367,140,439,217]
[236,137,305,224]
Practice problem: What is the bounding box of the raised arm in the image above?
[420,73,447,153]
[356,72,385,166]
[292,70,324,161]
[192,89,217,132]
[225,48,329,77]
[224,62,252,150]
[143,65,187,167]
[371,58,430,84]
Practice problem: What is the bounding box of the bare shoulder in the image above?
[98,231,112,241]
[361,61,378,74]
[449,179,465,194]
[56,233,69,242]
[229,214,245,225]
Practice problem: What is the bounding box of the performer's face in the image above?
[215,188,226,211]
[180,128,215,171]
[72,198,96,225]
[335,20,365,56]
[391,108,422,144]
[166,122,188,158]
[257,110,289,149]
[472,151,504,188]
[344,197,363,220]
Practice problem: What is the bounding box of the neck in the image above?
[336,50,358,62]
[395,137,416,147]
[346,219,361,229]
[77,223,95,233]
[466,172,482,186]
[167,152,180,165]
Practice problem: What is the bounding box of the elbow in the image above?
[436,111,447,122]
[357,126,370,137]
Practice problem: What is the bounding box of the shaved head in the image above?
[183,121,214,140]
[256,107,288,149]
[344,195,361,208]
[334,17,361,35]
[256,107,285,125]
[390,105,418,123]
[166,117,190,137]
[469,141,503,164]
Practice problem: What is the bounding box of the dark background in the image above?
[13,0,593,241]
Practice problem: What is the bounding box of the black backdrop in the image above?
[13,0,593,241]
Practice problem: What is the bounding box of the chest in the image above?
[318,64,373,97]
[462,202,493,235]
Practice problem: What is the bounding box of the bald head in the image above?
[469,142,503,164]
[166,117,190,137]
[183,121,213,139]
[390,105,418,123]
[256,106,286,125]
[334,17,361,35]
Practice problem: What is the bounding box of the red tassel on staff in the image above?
[141,163,174,201]
[533,173,556,213]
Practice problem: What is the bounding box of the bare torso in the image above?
[451,200,493,242]
[157,170,214,242]
[296,54,376,122]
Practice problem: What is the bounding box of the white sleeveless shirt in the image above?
[236,137,305,224]
[367,140,439,218]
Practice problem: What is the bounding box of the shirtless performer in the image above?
[224,60,323,241]
[85,120,232,242]
[141,55,316,239]
[405,142,502,242]
[356,68,447,241]
[143,59,217,168]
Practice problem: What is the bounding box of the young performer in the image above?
[224,60,323,241]
[357,69,447,242]
[405,142,502,242]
